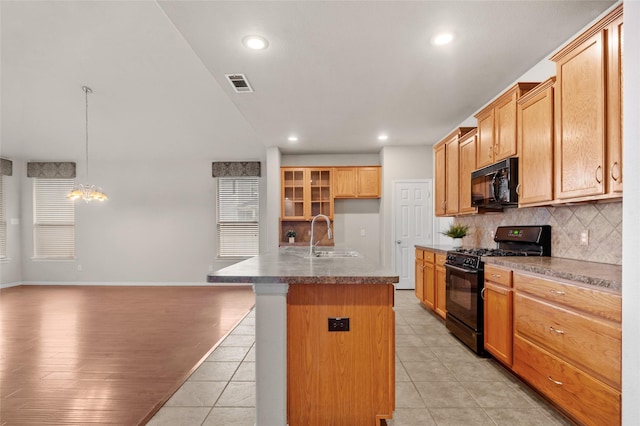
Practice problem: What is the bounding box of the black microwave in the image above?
[471,158,518,208]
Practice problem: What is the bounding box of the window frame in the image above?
[33,178,76,260]
[216,176,260,259]
[0,174,6,259]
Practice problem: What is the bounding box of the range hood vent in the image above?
[225,74,253,93]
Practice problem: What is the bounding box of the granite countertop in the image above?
[414,243,622,292]
[207,247,399,285]
[414,244,454,254]
[482,257,621,292]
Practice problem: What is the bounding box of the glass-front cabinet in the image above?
[281,167,333,221]
[309,169,332,218]
[282,168,306,219]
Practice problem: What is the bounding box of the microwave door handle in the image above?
[490,174,498,202]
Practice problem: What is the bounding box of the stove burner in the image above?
[452,248,541,257]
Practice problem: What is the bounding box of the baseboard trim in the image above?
[0,282,22,289]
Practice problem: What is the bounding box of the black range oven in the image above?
[444,225,551,355]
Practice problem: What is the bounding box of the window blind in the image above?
[33,178,75,258]
[0,175,6,258]
[217,177,259,258]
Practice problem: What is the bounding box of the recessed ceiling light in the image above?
[431,32,454,46]
[377,134,389,141]
[288,136,299,142]
[242,35,269,50]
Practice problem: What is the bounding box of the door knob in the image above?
[396,240,402,244]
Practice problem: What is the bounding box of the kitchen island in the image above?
[207,247,399,426]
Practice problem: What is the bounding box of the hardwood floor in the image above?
[0,285,255,425]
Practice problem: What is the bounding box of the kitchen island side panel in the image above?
[287,283,395,425]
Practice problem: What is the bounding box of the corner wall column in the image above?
[253,281,289,426]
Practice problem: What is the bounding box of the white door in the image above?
[393,180,433,289]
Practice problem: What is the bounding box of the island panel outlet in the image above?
[328,317,350,332]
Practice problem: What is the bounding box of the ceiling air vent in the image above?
[225,74,253,93]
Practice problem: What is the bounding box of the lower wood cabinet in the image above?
[512,271,621,426]
[483,264,513,367]
[514,335,620,426]
[415,249,425,304]
[434,254,447,319]
[287,284,395,425]
[414,248,445,319]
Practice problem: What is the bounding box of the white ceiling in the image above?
[1,0,616,161]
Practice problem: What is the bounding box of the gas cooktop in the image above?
[451,247,545,257]
[445,225,552,269]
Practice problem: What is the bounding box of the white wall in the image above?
[281,153,380,167]
[265,147,282,251]
[380,145,433,268]
[333,198,380,260]
[0,162,23,286]
[622,2,639,423]
[16,157,265,285]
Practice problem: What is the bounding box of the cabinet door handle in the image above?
[549,289,565,296]
[549,326,565,335]
[480,288,486,300]
[516,184,520,195]
[611,161,620,181]
[547,376,563,386]
[595,165,603,184]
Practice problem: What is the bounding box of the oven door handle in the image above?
[444,263,479,275]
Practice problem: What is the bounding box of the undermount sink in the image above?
[307,250,361,258]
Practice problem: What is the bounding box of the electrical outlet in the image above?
[580,230,589,246]
[208,265,214,272]
[328,317,350,332]
[360,228,366,237]
[77,264,82,272]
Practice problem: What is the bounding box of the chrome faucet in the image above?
[309,214,333,256]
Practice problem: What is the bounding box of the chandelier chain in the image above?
[83,86,92,180]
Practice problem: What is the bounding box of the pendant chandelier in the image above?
[67,86,108,202]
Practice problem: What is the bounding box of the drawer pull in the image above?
[549,289,565,296]
[491,273,501,278]
[547,376,563,386]
[549,326,565,335]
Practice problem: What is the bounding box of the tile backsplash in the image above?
[456,201,622,265]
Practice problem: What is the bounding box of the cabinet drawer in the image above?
[514,293,621,389]
[435,254,446,267]
[513,272,621,322]
[423,251,435,263]
[513,335,620,426]
[484,264,512,287]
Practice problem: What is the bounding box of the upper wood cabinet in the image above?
[281,167,333,220]
[333,166,381,199]
[434,127,474,217]
[458,129,478,214]
[551,4,623,202]
[475,82,539,169]
[517,78,555,207]
[434,143,447,216]
[607,14,623,195]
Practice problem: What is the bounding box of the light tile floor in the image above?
[147,290,571,425]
